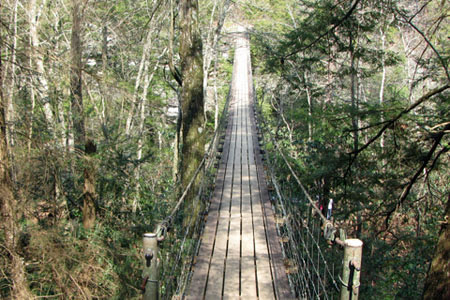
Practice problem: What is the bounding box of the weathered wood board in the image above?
[185,31,293,300]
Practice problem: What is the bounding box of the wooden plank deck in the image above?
[185,31,293,300]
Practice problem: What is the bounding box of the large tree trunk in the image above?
[179,0,205,192]
[349,29,363,237]
[5,0,18,150]
[70,0,96,229]
[423,195,450,300]
[0,13,33,298]
[70,0,85,150]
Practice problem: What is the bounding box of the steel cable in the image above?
[255,100,342,299]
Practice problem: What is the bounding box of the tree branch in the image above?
[384,123,450,229]
[350,84,449,156]
[284,0,362,59]
[168,0,182,86]
[397,9,449,80]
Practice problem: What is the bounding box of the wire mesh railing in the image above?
[253,96,362,300]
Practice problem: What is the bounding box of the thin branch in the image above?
[397,10,450,80]
[384,123,450,229]
[350,84,449,156]
[408,0,433,22]
[346,119,392,132]
[425,145,449,181]
[284,0,362,59]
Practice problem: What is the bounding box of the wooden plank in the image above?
[252,120,293,299]
[249,164,276,300]
[223,254,240,299]
[243,61,276,297]
[240,106,257,297]
[185,99,235,299]
[204,219,228,299]
[240,255,257,298]
[187,33,294,300]
[204,71,241,299]
[224,84,242,297]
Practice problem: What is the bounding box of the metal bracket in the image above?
[145,252,153,267]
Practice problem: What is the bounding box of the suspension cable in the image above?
[153,87,231,299]
[254,99,344,298]
[156,88,231,240]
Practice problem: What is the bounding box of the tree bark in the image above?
[202,0,230,128]
[423,195,450,299]
[133,51,164,212]
[379,28,386,150]
[179,0,205,192]
[82,140,97,229]
[125,28,153,136]
[5,0,18,150]
[0,13,33,298]
[71,0,85,151]
[70,0,96,229]
[29,0,58,141]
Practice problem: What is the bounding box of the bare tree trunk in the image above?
[304,72,313,142]
[27,16,36,155]
[173,110,181,182]
[0,13,33,298]
[169,0,182,183]
[125,28,153,136]
[379,28,386,150]
[398,25,416,104]
[71,0,85,150]
[5,0,18,150]
[102,25,108,74]
[28,74,36,154]
[29,0,57,139]
[202,0,230,127]
[202,0,218,122]
[350,32,358,156]
[213,54,219,130]
[133,51,164,212]
[100,25,109,133]
[125,2,163,136]
[70,0,96,229]
[350,30,362,237]
[57,97,67,149]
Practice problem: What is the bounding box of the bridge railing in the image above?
[140,88,231,300]
[254,97,363,300]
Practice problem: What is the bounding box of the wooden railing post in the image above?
[340,239,363,300]
[142,233,159,300]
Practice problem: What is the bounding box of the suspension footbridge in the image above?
[141,29,362,300]
[184,32,292,299]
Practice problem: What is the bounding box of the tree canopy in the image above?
[0,0,448,298]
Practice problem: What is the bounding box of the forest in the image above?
[0,0,448,299]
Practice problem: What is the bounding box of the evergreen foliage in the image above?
[246,0,449,298]
[0,0,448,298]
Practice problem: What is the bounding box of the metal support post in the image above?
[340,239,363,300]
[142,233,159,300]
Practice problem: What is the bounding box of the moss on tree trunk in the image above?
[423,195,450,299]
[179,0,205,191]
[178,0,205,226]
